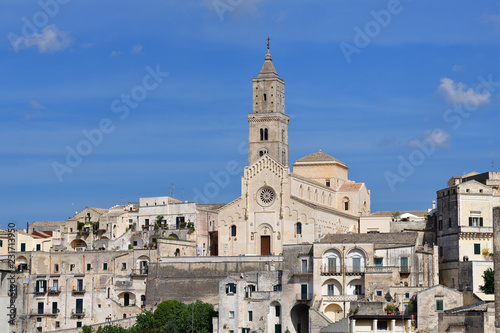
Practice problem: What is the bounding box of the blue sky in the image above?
[1,0,499,228]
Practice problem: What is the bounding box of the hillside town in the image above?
[2,48,500,333]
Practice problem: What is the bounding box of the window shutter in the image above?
[36,280,40,292]
[469,217,472,226]
[480,217,483,226]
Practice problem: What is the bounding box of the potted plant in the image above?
[385,304,395,314]
[482,248,490,256]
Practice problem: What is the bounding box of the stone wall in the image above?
[146,256,283,307]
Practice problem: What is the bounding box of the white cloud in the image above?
[410,129,450,149]
[30,100,46,109]
[437,78,491,105]
[131,44,143,54]
[110,50,123,57]
[12,25,72,53]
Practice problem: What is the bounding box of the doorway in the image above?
[261,236,271,255]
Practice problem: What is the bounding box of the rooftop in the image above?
[294,150,346,166]
[319,232,418,249]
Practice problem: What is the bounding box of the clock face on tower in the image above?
[258,187,275,206]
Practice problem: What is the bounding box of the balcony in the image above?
[399,266,411,274]
[344,265,365,275]
[320,265,342,276]
[322,294,364,302]
[71,309,85,318]
[365,266,395,274]
[48,287,61,295]
[30,309,59,317]
[296,293,313,301]
[72,287,86,295]
[131,268,148,277]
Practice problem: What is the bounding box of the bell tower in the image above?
[248,41,289,167]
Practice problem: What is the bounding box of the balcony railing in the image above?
[71,309,85,317]
[399,266,411,274]
[296,293,313,301]
[131,268,148,277]
[320,265,342,275]
[365,266,395,274]
[72,287,86,294]
[30,309,59,316]
[322,294,364,302]
[48,287,61,294]
[344,265,365,274]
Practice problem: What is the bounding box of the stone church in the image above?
[218,48,371,256]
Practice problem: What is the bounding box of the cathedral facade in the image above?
[218,49,371,256]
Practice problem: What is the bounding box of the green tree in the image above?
[153,300,187,331]
[186,300,216,333]
[480,268,494,294]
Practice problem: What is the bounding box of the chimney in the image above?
[432,200,436,210]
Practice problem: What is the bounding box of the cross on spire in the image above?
[266,37,271,50]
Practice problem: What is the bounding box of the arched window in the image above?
[307,187,311,200]
[314,190,318,202]
[231,225,237,237]
[299,185,304,198]
[282,149,286,164]
[260,128,269,141]
[259,148,268,157]
[282,129,285,142]
[124,293,130,306]
[343,197,350,211]
[296,222,302,235]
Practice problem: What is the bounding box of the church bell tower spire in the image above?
[248,41,289,167]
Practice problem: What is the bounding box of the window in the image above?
[326,180,330,187]
[354,285,362,295]
[103,263,108,271]
[87,263,91,271]
[400,257,409,272]
[327,284,335,296]
[469,217,483,227]
[54,264,59,272]
[248,311,253,321]
[231,225,237,237]
[377,321,388,330]
[70,264,74,271]
[273,284,282,291]
[375,258,383,266]
[327,258,337,273]
[38,302,44,314]
[226,283,236,294]
[275,305,281,317]
[55,322,60,328]
[52,302,58,314]
[77,279,83,292]
[439,247,443,257]
[52,280,59,291]
[436,299,443,311]
[474,243,481,255]
[301,260,308,273]
[375,290,383,297]
[260,128,269,141]
[122,263,127,270]
[296,222,302,235]
[344,201,349,211]
[145,219,150,225]
[405,292,410,299]
[438,219,442,230]
[36,280,47,293]
[448,218,452,228]
[229,311,235,319]
[36,244,41,251]
[76,322,82,328]
[21,243,26,252]
[0,240,3,247]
